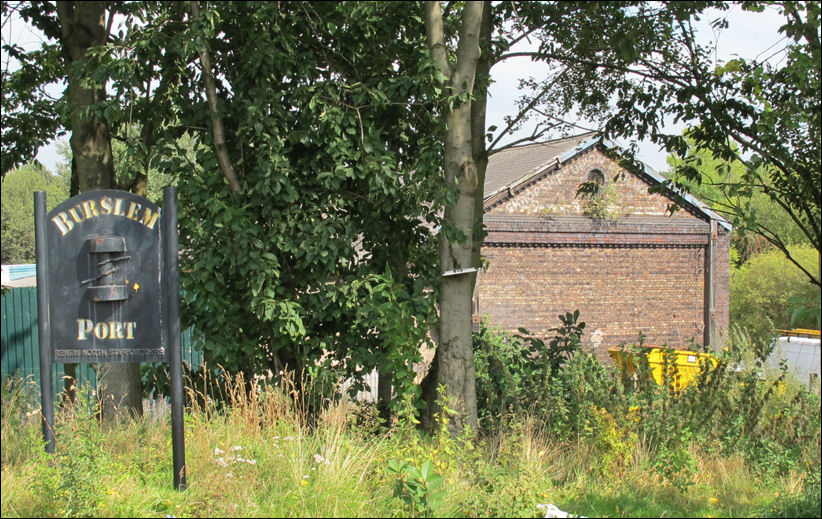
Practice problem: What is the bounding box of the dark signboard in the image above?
[35,187,186,490]
[43,190,166,363]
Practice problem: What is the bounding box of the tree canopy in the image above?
[3,1,818,428]
[0,162,68,264]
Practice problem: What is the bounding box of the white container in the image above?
[767,332,821,386]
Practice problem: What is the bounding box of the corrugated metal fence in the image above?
[1,286,203,400]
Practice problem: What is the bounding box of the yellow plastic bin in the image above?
[608,347,718,390]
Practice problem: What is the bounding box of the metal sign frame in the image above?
[34,186,186,490]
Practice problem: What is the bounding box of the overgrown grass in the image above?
[2,339,820,518]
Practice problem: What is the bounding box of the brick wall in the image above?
[477,144,731,360]
[478,242,707,359]
[712,229,731,348]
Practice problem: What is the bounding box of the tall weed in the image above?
[472,316,821,490]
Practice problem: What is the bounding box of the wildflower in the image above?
[313,453,331,465]
[300,479,309,487]
[214,447,224,455]
[709,497,719,504]
[236,457,257,465]
[231,445,243,452]
[215,457,229,467]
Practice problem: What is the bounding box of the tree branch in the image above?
[189,0,243,194]
[424,1,452,80]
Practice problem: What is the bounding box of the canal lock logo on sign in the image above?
[43,190,167,363]
[35,186,187,489]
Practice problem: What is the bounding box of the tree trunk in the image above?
[377,368,393,425]
[470,3,492,295]
[56,1,142,421]
[424,1,485,434]
[190,1,244,195]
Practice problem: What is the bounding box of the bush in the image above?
[473,311,585,433]
[730,244,819,348]
[474,315,821,488]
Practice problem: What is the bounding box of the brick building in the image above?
[475,132,731,356]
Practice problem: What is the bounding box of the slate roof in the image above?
[484,131,597,197]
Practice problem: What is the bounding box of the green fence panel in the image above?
[1,286,201,401]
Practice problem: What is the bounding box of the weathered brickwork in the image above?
[486,146,695,219]
[477,142,731,360]
[478,245,707,359]
[712,230,731,346]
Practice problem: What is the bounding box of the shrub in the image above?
[473,311,585,433]
[730,244,819,348]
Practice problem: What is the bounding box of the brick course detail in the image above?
[477,141,731,360]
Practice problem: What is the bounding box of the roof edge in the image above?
[483,133,732,232]
[599,139,732,232]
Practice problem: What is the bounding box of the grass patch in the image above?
[2,365,819,518]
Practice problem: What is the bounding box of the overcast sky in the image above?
[3,3,787,174]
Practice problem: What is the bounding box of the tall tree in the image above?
[55,1,143,419]
[105,1,446,413]
[13,1,804,432]
[3,1,143,418]
[417,1,705,432]
[423,0,492,432]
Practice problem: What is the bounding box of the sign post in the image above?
[34,187,186,490]
[163,187,186,490]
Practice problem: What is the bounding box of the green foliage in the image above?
[0,375,42,466]
[763,468,822,518]
[788,291,822,330]
[31,388,109,517]
[579,181,621,223]
[597,2,821,285]
[474,313,820,490]
[730,244,820,346]
[385,459,445,518]
[473,311,585,432]
[1,369,819,518]
[1,162,69,264]
[351,268,436,413]
[20,1,446,406]
[1,2,65,175]
[142,2,446,400]
[665,139,813,266]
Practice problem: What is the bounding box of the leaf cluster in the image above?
[3,1,450,408]
[82,2,451,404]
[0,162,69,263]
